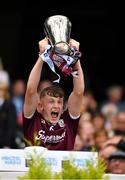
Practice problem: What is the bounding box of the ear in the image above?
[37,102,43,112]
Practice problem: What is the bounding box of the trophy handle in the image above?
[43,21,55,47]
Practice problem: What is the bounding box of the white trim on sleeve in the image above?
[24,112,35,119]
[69,113,80,120]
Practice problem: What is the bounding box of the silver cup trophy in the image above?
[44,15,72,54]
[41,15,81,82]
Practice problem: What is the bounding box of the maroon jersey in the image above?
[23,110,79,150]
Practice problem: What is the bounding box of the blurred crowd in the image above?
[0,58,26,149]
[73,85,125,174]
[0,58,125,174]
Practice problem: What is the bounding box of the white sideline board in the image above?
[0,148,98,172]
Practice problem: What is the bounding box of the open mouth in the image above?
[51,111,59,118]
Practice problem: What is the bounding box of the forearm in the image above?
[68,60,84,116]
[26,57,44,94]
[72,60,85,95]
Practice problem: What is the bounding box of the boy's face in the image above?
[39,94,64,124]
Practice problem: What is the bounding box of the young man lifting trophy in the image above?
[23,15,84,151]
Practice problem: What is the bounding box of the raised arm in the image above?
[23,38,48,117]
[68,39,85,117]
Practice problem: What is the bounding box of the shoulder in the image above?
[62,109,80,121]
[23,110,41,120]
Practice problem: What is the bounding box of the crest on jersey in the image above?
[58,119,65,127]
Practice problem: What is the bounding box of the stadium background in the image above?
[0,0,123,101]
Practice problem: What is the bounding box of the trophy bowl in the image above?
[44,15,72,54]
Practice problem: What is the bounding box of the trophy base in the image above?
[54,41,70,54]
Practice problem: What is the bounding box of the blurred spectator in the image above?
[92,112,105,132]
[94,130,109,151]
[11,79,26,148]
[100,85,125,137]
[101,103,118,119]
[0,57,10,87]
[77,117,95,151]
[81,90,98,114]
[0,59,17,148]
[11,79,26,125]
[107,150,125,174]
[113,111,125,136]
[101,103,118,138]
[100,85,125,112]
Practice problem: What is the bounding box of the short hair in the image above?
[40,85,65,99]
